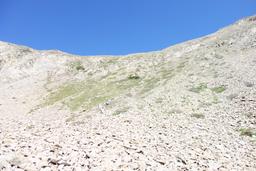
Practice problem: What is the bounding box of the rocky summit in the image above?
[0,16,256,171]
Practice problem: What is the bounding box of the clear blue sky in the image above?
[0,0,255,55]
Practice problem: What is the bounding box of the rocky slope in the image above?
[0,16,256,171]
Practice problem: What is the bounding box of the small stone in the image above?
[48,158,59,165]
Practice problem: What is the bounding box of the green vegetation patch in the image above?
[139,77,161,95]
[212,94,219,104]
[158,68,175,80]
[211,85,226,93]
[113,107,129,116]
[176,61,187,72]
[239,128,256,137]
[43,77,140,111]
[69,61,85,71]
[189,83,208,93]
[191,113,205,119]
[43,57,187,111]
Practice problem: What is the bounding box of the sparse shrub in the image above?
[191,113,205,119]
[76,65,85,71]
[211,85,226,93]
[239,128,256,137]
[70,61,85,71]
[128,74,140,80]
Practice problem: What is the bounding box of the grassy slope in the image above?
[42,51,183,111]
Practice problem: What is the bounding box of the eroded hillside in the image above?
[0,16,256,171]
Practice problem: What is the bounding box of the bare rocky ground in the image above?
[0,16,256,171]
